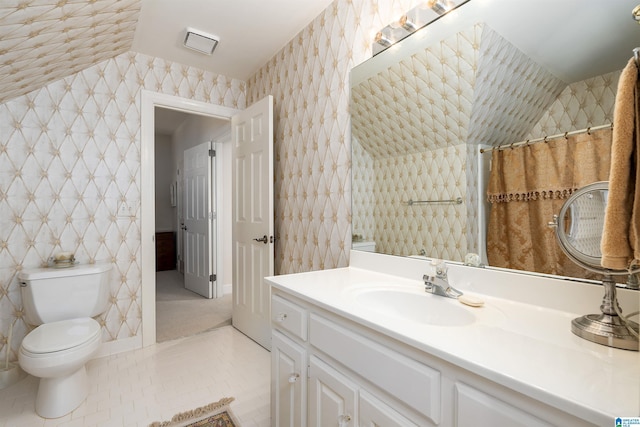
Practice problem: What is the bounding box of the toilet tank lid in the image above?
[18,263,112,281]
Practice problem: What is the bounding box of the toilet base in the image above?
[35,365,88,418]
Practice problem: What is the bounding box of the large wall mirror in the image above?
[350,0,639,286]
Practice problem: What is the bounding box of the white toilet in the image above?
[17,263,111,418]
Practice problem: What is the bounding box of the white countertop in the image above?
[266,252,640,425]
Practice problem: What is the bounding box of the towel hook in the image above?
[564,131,569,140]
[543,136,548,143]
[586,127,591,135]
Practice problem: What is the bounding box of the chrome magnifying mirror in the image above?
[550,181,639,351]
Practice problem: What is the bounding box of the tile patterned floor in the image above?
[0,326,271,427]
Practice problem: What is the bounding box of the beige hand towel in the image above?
[601,58,640,270]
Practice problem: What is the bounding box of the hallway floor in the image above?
[0,326,271,427]
[156,270,232,342]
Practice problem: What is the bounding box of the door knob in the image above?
[338,414,351,426]
[253,235,268,244]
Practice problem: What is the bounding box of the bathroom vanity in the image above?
[266,251,639,426]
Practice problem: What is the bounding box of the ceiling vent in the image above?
[183,28,219,55]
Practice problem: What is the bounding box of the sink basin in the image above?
[352,286,475,326]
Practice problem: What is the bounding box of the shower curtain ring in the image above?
[587,127,591,135]
[564,131,569,139]
[510,142,515,149]
[543,136,548,143]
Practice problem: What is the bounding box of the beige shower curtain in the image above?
[486,128,612,277]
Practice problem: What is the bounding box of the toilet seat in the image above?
[21,318,100,355]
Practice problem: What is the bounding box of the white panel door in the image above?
[231,95,274,349]
[183,141,215,298]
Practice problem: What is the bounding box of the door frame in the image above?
[140,90,239,347]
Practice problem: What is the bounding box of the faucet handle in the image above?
[432,260,447,278]
[423,274,434,289]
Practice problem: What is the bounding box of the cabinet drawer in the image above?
[272,295,308,341]
[360,390,420,427]
[310,314,440,424]
[455,383,553,427]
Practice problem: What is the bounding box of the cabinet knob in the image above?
[288,373,299,383]
[338,414,351,426]
[276,313,287,322]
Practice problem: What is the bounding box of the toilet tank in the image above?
[353,241,376,252]
[18,263,112,325]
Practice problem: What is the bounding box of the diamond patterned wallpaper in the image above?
[374,144,469,259]
[0,51,244,365]
[0,0,141,104]
[526,69,620,138]
[352,25,479,159]
[247,0,424,274]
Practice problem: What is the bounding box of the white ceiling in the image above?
[131,0,335,81]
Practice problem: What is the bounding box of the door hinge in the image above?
[209,149,216,157]
[210,274,217,282]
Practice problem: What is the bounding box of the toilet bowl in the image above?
[17,263,111,418]
[19,318,102,418]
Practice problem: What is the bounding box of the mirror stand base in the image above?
[571,314,639,351]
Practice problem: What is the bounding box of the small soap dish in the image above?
[49,252,77,268]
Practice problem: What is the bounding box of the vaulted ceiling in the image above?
[0,0,334,105]
[0,0,142,104]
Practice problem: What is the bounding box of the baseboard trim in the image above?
[95,335,142,359]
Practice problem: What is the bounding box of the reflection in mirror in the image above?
[350,0,639,286]
[551,181,639,350]
[561,187,607,261]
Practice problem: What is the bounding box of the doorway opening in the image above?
[153,106,232,341]
[140,91,240,346]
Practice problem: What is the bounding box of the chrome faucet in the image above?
[423,261,463,299]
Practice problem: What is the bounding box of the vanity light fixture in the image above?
[372,0,470,56]
[427,0,451,16]
[374,31,394,48]
[183,28,219,55]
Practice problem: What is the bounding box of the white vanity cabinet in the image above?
[271,291,438,426]
[271,286,604,427]
[266,256,640,427]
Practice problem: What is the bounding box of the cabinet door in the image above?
[308,356,357,427]
[272,331,306,427]
[360,390,421,427]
